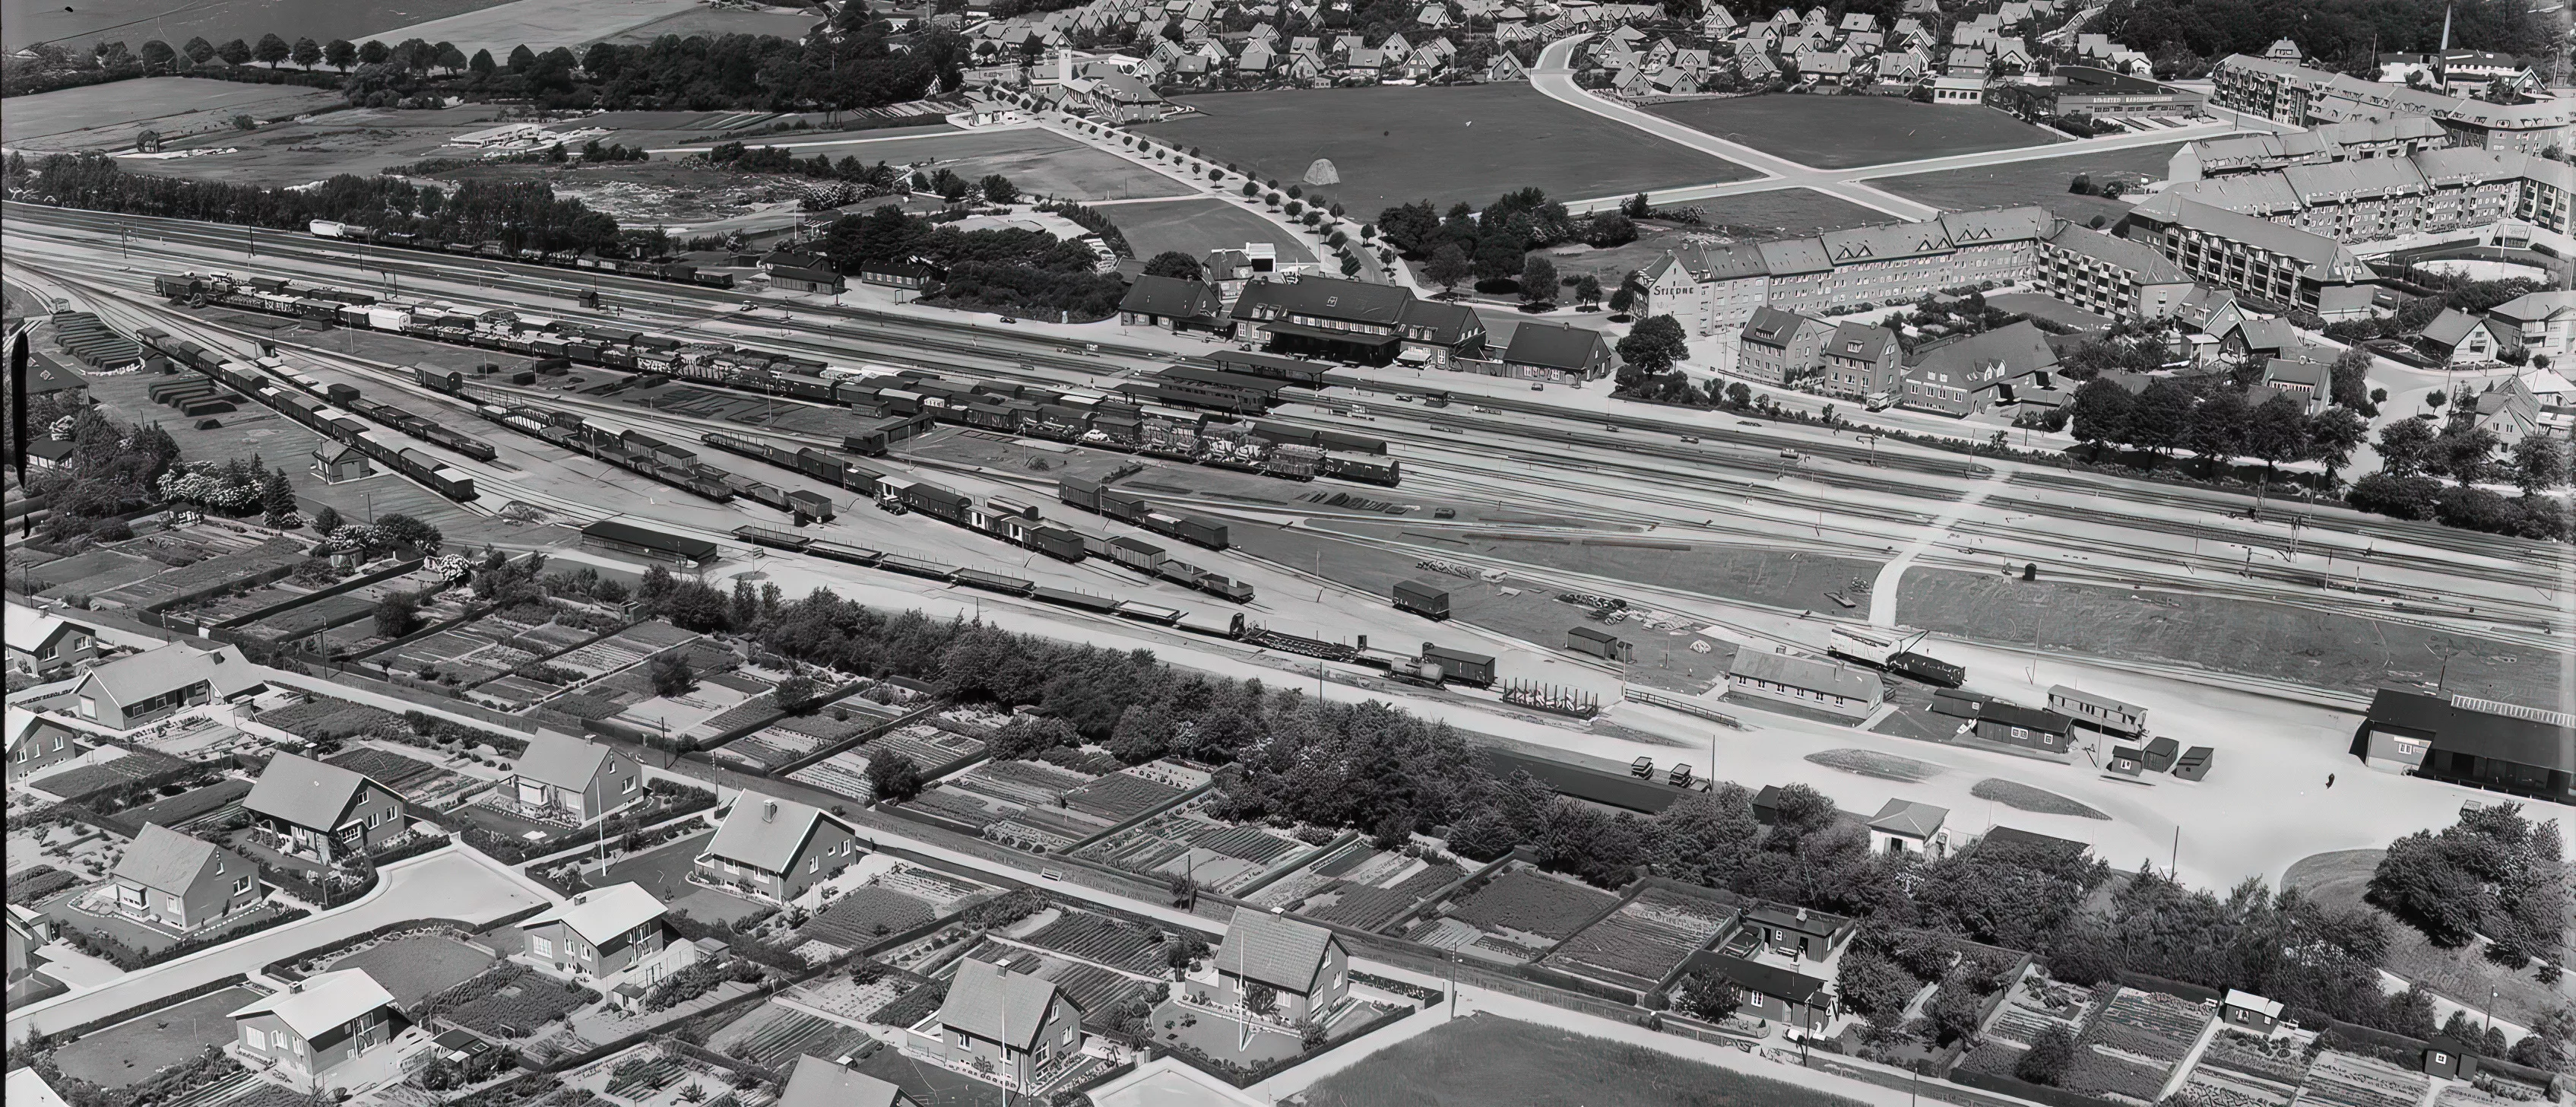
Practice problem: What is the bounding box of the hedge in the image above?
[57,905,312,972]
[464,782,714,864]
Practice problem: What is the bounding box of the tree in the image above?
[1472,236,1523,284]
[1573,274,1602,309]
[2346,472,2442,520]
[1424,243,1472,295]
[1724,381,1753,409]
[436,43,467,72]
[254,33,290,66]
[1377,200,1442,255]
[1141,251,1203,281]
[507,43,537,72]
[2186,389,2247,467]
[183,36,215,63]
[2068,378,2134,446]
[1616,314,1689,381]
[1584,211,1637,248]
[2427,424,2499,484]
[1675,972,1741,1021]
[291,36,321,69]
[866,752,925,801]
[1243,982,1278,1014]
[325,39,356,71]
[2329,347,2375,411]
[312,504,341,534]
[358,39,388,65]
[2017,1025,2077,1085]
[469,48,496,74]
[650,655,696,697]
[2376,417,2437,477]
[139,40,176,71]
[2242,394,2311,477]
[979,173,1018,204]
[1519,255,1557,303]
[2128,380,2193,455]
[2511,432,2567,495]
[216,38,253,65]
[374,592,421,638]
[1623,192,1651,218]
[375,513,441,552]
[2306,408,2368,485]
[259,467,297,526]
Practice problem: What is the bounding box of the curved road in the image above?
[1528,36,2291,217]
[6,846,553,1044]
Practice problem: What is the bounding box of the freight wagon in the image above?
[1566,626,1634,663]
[1421,644,1496,688]
[1393,580,1451,620]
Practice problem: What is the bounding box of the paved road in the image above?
[1527,36,2289,217]
[6,847,553,1044]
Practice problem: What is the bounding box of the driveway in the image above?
[5,847,553,1044]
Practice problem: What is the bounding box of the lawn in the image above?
[49,985,259,1089]
[1152,998,1306,1066]
[353,0,702,56]
[1896,567,2562,704]
[329,933,498,1008]
[2283,849,2566,1026]
[765,128,1194,202]
[1107,198,1315,265]
[0,78,352,151]
[1298,1013,1865,1107]
[1646,96,2064,170]
[1137,84,1754,214]
[600,830,714,902]
[1873,142,2184,225]
[1969,779,2107,819]
[600,4,820,43]
[0,0,510,52]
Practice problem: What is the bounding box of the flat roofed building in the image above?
[2357,688,2572,803]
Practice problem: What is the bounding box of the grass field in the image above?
[49,986,259,1089]
[2,78,349,151]
[1297,1014,1864,1107]
[0,0,511,51]
[1969,779,2107,819]
[1138,84,1754,214]
[360,0,703,54]
[1896,569,2562,703]
[1646,96,2064,170]
[600,4,820,43]
[2281,850,2569,1028]
[1107,198,1314,264]
[1874,143,2183,225]
[329,933,498,1008]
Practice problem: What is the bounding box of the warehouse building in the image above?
[1725,650,1882,720]
[581,519,719,569]
[2355,689,2572,803]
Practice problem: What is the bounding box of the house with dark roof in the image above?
[508,729,644,826]
[110,823,262,931]
[1818,321,1902,403]
[1118,274,1226,332]
[243,752,407,864]
[2355,688,2571,803]
[770,267,847,295]
[2412,306,2519,366]
[6,707,87,785]
[1743,902,1854,962]
[1735,306,1832,385]
[695,793,860,902]
[927,959,1085,1090]
[230,969,401,1090]
[1500,322,1613,383]
[779,1055,914,1107]
[2259,357,2332,413]
[517,883,668,979]
[581,519,719,569]
[1973,701,2074,753]
[70,642,263,730]
[1691,951,1836,1029]
[1211,906,1348,1021]
[1231,277,1488,367]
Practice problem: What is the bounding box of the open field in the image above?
[640,127,1193,201]
[0,0,510,51]
[1874,143,2183,225]
[1896,569,2563,703]
[1688,187,1898,235]
[2282,849,2571,1027]
[1138,84,1756,214]
[360,0,705,55]
[1296,1013,1865,1107]
[1109,198,1316,265]
[2,78,350,153]
[329,933,499,1008]
[599,4,821,43]
[1323,521,1881,615]
[1646,96,2064,170]
[48,985,259,1088]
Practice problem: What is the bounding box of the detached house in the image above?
[1501,322,1614,383]
[1736,306,1833,384]
[1898,320,2061,417]
[111,823,263,932]
[1211,906,1349,1021]
[2413,307,2519,366]
[6,706,87,785]
[1866,799,1950,859]
[5,609,97,679]
[695,793,860,902]
[931,959,1086,1090]
[781,1055,915,1107]
[1118,274,1227,332]
[71,642,263,730]
[232,970,401,1089]
[1818,322,1902,402]
[518,883,670,979]
[509,729,645,826]
[245,753,408,864]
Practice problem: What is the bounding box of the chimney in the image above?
[762,800,777,823]
[1795,906,1808,922]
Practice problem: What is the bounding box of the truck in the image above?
[1393,579,1450,620]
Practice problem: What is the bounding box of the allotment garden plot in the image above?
[1540,885,1741,994]
[1244,837,1466,931]
[897,757,1207,856]
[1404,864,1621,965]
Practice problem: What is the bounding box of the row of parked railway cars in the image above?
[155,270,1402,487]
[306,220,737,289]
[131,325,484,503]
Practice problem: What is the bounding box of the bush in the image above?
[2017,1025,2077,1084]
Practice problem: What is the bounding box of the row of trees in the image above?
[815,202,1126,320]
[1377,189,1638,295]
[2067,375,2373,481]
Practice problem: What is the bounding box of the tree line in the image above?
[1377,188,1641,298]
[816,202,1127,321]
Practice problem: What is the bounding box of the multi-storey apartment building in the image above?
[2169,114,2451,181]
[2211,55,2574,154]
[2153,145,2530,245]
[2118,196,2379,319]
[1636,207,2052,338]
[2035,222,2197,320]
